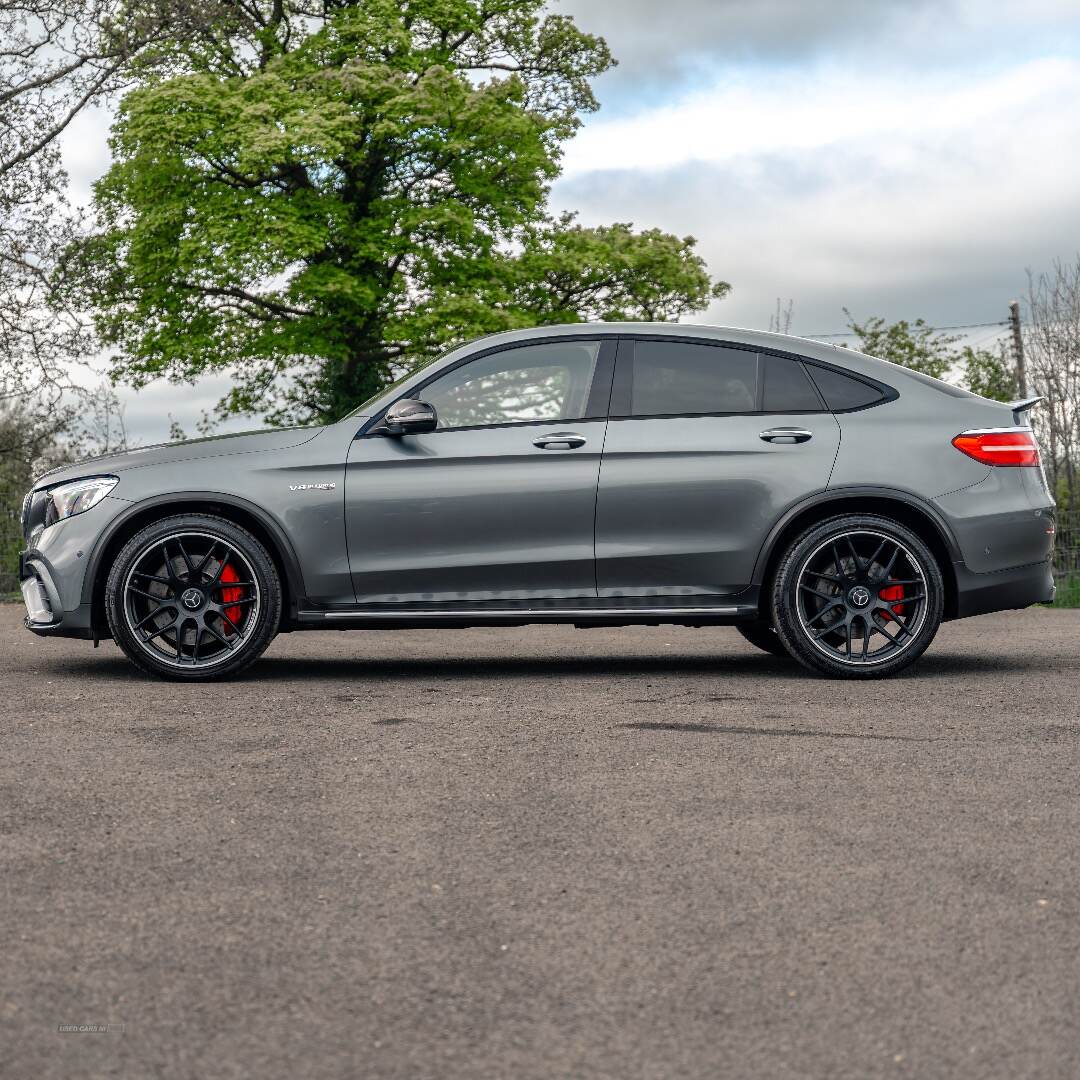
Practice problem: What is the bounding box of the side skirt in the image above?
[288,601,761,631]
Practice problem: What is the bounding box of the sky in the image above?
[59,0,1080,443]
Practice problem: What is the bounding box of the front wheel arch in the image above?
[88,495,302,639]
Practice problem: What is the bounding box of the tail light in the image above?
[951,428,1040,467]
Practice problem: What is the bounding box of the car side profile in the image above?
[19,324,1056,680]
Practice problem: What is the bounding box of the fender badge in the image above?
[289,482,337,492]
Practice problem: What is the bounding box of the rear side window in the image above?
[806,365,885,411]
[762,355,823,412]
[617,340,758,417]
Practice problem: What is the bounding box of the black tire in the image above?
[735,620,792,658]
[105,513,281,681]
[771,513,944,679]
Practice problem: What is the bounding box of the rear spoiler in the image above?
[1009,396,1043,426]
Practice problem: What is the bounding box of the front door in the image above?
[595,337,842,599]
[345,338,614,605]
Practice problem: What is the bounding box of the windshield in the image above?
[344,341,480,418]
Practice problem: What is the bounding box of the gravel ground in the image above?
[2,604,1080,1080]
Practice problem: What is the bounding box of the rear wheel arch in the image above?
[88,495,304,636]
[754,492,959,621]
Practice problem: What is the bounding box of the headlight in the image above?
[43,476,118,528]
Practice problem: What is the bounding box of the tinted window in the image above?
[806,365,885,411]
[623,341,758,417]
[762,355,823,412]
[420,341,600,429]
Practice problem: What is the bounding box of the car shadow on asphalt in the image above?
[33,648,1064,683]
[618,721,935,741]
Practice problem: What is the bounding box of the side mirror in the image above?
[381,398,438,436]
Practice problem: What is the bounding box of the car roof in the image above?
[442,322,896,382]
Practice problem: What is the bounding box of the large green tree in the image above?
[72,0,728,425]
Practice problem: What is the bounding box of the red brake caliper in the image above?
[879,584,905,621]
[219,562,243,633]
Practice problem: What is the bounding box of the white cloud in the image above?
[554,55,1080,334]
[561,58,1080,178]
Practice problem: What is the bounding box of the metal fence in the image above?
[2,483,1080,603]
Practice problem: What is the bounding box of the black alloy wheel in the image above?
[771,514,944,678]
[106,514,281,680]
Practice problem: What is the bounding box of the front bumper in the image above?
[19,551,96,638]
[952,557,1056,619]
[17,494,130,640]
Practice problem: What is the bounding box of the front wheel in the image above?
[771,514,944,679]
[105,513,281,681]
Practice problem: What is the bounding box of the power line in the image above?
[802,320,1010,340]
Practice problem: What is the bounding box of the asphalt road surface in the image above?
[3,604,1080,1079]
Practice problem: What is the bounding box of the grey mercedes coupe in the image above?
[19,324,1055,680]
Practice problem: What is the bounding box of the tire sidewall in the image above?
[105,514,281,681]
[771,514,944,679]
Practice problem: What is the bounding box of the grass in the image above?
[1051,574,1080,608]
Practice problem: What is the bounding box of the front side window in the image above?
[419,340,601,430]
[618,341,758,417]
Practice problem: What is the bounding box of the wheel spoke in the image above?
[194,540,220,579]
[805,600,843,625]
[861,617,871,660]
[806,570,844,585]
[143,622,175,645]
[799,584,838,601]
[891,593,925,605]
[132,571,173,588]
[159,540,185,586]
[132,606,172,631]
[204,619,235,650]
[208,544,234,586]
[876,542,901,582]
[867,538,887,571]
[846,536,862,572]
[175,539,196,577]
[217,595,256,608]
[217,608,244,636]
[831,542,846,577]
[128,586,169,603]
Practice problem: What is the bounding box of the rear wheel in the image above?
[735,620,792,658]
[771,514,944,679]
[105,514,281,681]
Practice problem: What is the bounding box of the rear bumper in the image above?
[952,557,1055,619]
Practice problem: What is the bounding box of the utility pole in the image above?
[1009,300,1027,397]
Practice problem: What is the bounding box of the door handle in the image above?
[759,428,813,444]
[533,432,587,450]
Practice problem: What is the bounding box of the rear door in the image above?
[595,337,842,600]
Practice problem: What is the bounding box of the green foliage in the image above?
[959,344,1016,402]
[845,310,1017,402]
[844,310,959,380]
[71,0,728,425]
